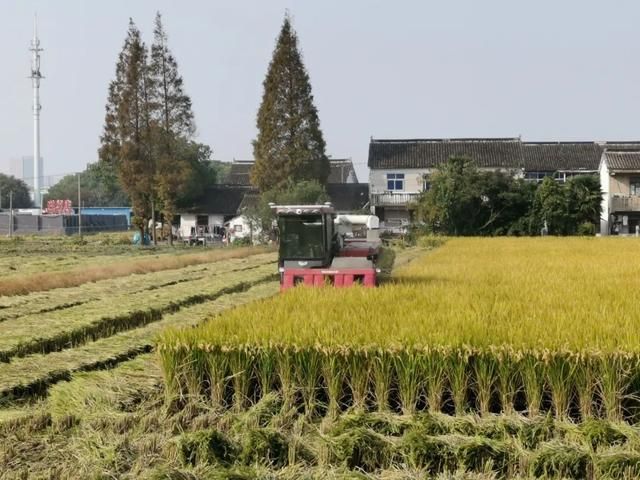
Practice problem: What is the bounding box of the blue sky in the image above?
[1,0,639,183]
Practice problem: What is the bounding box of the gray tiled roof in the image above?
[181,185,252,215]
[327,159,358,183]
[368,138,640,172]
[226,159,358,185]
[368,138,523,169]
[522,142,602,171]
[605,151,640,170]
[226,161,254,185]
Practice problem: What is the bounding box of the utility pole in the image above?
[30,15,44,210]
[77,173,82,239]
[9,191,13,238]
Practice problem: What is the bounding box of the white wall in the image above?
[369,167,525,194]
[208,214,224,227]
[369,168,428,194]
[226,214,261,243]
[179,214,197,238]
[178,213,225,238]
[599,159,610,235]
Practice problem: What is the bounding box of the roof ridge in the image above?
[523,141,598,145]
[371,137,520,143]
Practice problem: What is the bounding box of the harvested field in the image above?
[0,241,285,478]
[0,252,275,320]
[0,260,276,362]
[0,244,273,296]
[0,282,279,401]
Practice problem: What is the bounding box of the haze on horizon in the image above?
[1,0,639,184]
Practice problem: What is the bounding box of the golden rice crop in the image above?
[158,237,640,422]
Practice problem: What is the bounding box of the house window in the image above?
[524,171,551,183]
[387,173,405,191]
[553,172,567,183]
[234,224,243,232]
[422,174,430,192]
[631,177,640,196]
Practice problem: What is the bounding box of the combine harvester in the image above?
[271,202,381,290]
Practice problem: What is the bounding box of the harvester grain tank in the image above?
[270,202,381,290]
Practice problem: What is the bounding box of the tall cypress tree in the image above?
[99,19,154,240]
[251,14,329,192]
[149,12,195,245]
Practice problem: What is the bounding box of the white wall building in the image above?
[599,148,640,235]
[367,138,626,231]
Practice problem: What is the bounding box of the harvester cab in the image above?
[270,202,380,290]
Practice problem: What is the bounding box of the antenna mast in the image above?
[29,14,43,209]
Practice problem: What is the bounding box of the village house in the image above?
[176,185,249,240]
[599,147,640,235]
[176,158,368,243]
[367,137,640,232]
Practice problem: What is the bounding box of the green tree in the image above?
[476,171,536,236]
[0,174,32,209]
[245,180,329,239]
[416,157,484,235]
[415,157,536,236]
[45,162,129,207]
[149,12,195,245]
[173,141,216,208]
[251,14,329,192]
[566,175,602,229]
[99,19,154,240]
[530,177,571,235]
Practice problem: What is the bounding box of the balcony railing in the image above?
[611,195,640,212]
[370,192,420,207]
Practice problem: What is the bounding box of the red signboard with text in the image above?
[44,199,74,215]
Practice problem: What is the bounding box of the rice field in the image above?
[8,237,640,479]
[158,238,640,424]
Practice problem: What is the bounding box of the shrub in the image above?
[577,222,596,236]
[232,237,252,247]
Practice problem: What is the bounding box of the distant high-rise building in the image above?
[22,155,43,190]
[8,157,23,179]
